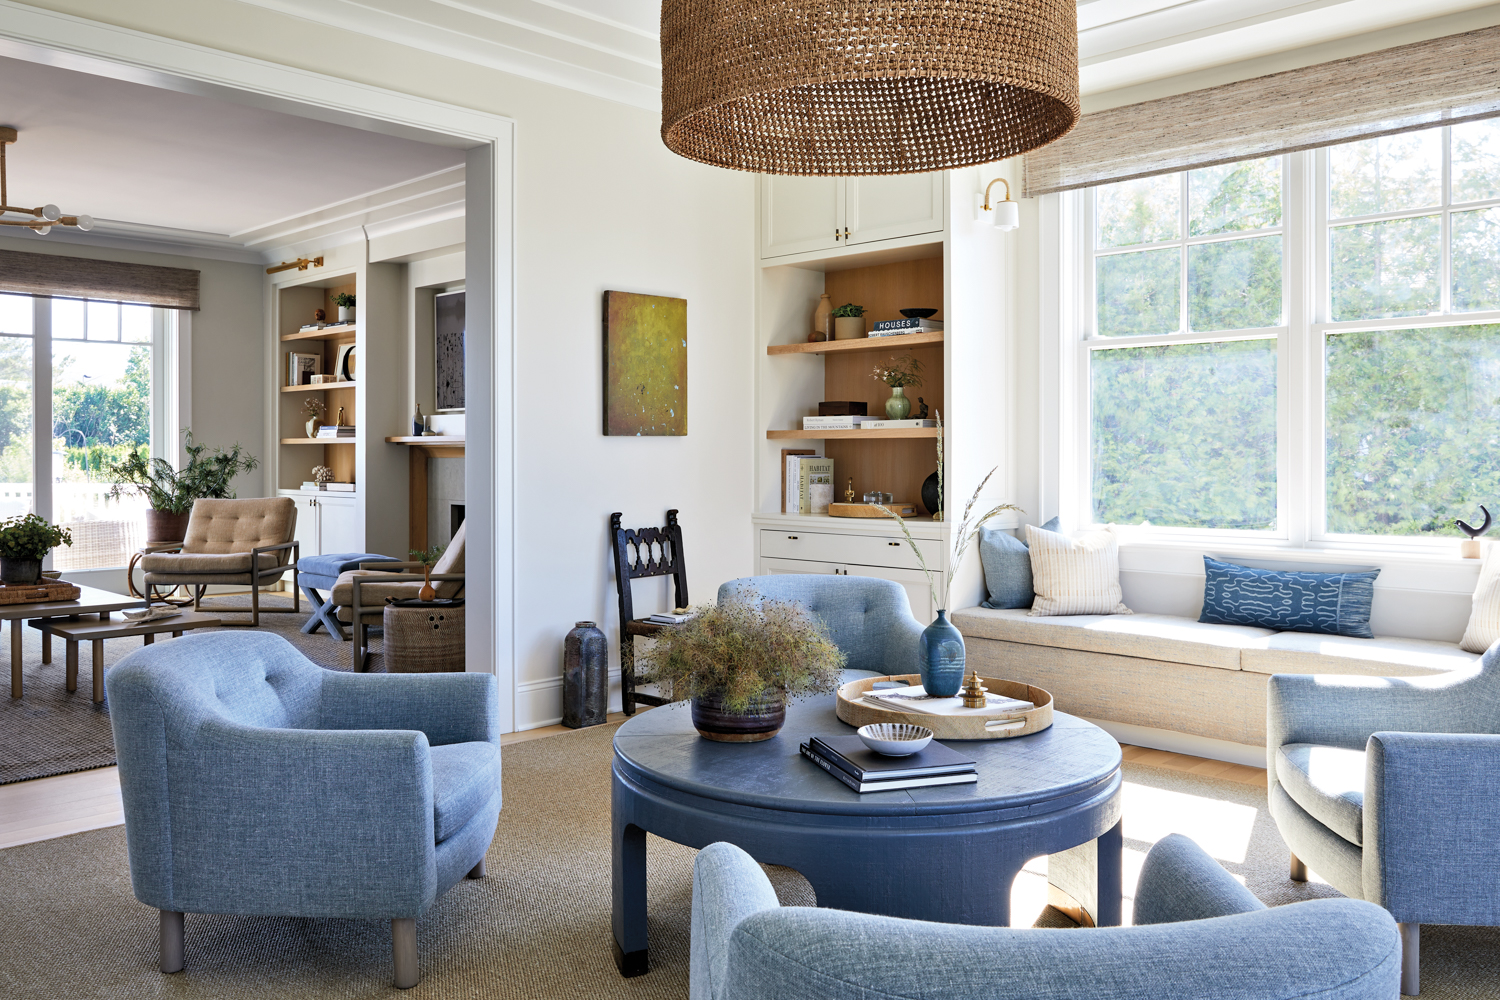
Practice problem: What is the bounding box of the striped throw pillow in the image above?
[1460,542,1500,653]
[1026,524,1133,617]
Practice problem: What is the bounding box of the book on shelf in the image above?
[298,322,326,331]
[802,415,870,430]
[323,481,355,492]
[315,425,357,438]
[871,318,943,333]
[800,736,977,793]
[287,351,320,386]
[862,684,1034,717]
[784,454,833,515]
[645,611,692,625]
[860,419,938,429]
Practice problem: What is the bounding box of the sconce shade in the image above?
[992,200,1020,229]
[660,1,1080,176]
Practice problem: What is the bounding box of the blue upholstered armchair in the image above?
[715,574,924,679]
[1268,642,1500,995]
[691,834,1400,1000]
[105,632,501,989]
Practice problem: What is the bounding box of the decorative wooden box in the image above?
[836,673,1053,740]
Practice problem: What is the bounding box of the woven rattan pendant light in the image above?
[660,1,1080,176]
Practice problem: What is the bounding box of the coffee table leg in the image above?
[10,619,21,698]
[1049,817,1124,928]
[65,640,78,692]
[144,633,155,646]
[1095,819,1123,927]
[612,813,648,977]
[42,631,50,665]
[92,638,105,703]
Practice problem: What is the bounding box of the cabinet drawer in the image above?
[759,529,941,570]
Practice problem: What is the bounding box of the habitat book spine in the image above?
[798,457,835,516]
[799,744,979,793]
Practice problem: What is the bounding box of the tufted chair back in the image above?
[715,575,922,675]
[182,497,298,565]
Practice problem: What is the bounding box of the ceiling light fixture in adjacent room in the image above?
[660,1,1080,176]
[0,127,94,235]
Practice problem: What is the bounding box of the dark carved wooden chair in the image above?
[610,510,689,715]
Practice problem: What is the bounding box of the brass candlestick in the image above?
[845,478,855,504]
[960,670,988,709]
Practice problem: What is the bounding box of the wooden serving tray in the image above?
[0,581,82,605]
[837,673,1053,740]
[828,502,917,518]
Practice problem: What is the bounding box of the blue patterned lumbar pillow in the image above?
[1198,556,1380,638]
[979,517,1060,610]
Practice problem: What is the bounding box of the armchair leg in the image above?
[467,858,486,879]
[251,583,260,627]
[1289,852,1307,882]
[391,918,418,989]
[160,910,184,974]
[1399,923,1419,995]
[622,634,636,716]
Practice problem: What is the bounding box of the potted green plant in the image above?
[638,591,846,742]
[0,514,72,586]
[871,354,924,419]
[332,292,356,323]
[831,302,865,341]
[105,431,262,545]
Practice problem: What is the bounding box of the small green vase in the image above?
[885,386,911,420]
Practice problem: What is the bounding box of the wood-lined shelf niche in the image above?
[276,275,360,489]
[761,249,945,513]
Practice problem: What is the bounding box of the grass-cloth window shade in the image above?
[0,248,200,310]
[1024,24,1500,196]
[660,1,1080,176]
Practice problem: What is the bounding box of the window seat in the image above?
[952,607,1480,752]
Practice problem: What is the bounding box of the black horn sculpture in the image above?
[1456,505,1492,539]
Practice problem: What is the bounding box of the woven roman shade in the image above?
[1024,24,1500,196]
[660,1,1080,176]
[0,248,200,310]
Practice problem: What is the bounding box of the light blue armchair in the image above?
[692,834,1400,1000]
[106,631,501,989]
[716,574,923,679]
[1268,641,1500,995]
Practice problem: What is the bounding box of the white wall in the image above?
[22,0,758,728]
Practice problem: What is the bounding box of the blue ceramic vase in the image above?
[919,610,965,697]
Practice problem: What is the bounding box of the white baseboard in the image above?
[1082,717,1266,768]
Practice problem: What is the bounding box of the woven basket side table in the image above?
[383,603,465,673]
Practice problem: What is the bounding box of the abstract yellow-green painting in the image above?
[603,290,687,436]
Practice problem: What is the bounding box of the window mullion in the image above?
[1285,150,1313,547]
[31,298,51,530]
[1180,172,1189,335]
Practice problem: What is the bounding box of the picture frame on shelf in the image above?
[435,290,465,412]
[287,352,320,387]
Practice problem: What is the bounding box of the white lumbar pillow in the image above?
[1460,542,1500,653]
[1026,524,1133,617]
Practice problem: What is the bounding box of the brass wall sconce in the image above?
[976,178,1020,232]
[266,256,324,275]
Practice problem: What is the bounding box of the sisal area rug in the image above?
[2,722,1499,999]
[0,594,382,784]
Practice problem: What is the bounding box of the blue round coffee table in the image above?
[611,695,1123,976]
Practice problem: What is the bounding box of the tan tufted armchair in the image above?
[330,520,465,670]
[140,498,300,627]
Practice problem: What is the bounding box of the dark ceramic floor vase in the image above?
[690,689,786,742]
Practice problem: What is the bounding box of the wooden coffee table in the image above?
[5,585,148,698]
[611,696,1123,976]
[29,610,221,703]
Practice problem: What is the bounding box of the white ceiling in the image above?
[231,0,1500,110]
[0,54,464,254]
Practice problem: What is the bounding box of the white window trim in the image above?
[1047,138,1500,565]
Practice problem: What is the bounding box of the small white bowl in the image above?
[857,723,933,756]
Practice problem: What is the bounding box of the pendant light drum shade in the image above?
[660,1,1080,176]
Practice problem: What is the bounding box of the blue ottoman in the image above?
[297,552,400,640]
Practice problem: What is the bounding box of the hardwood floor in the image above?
[0,716,1264,850]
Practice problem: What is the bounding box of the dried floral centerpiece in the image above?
[302,398,326,439]
[871,354,924,419]
[879,415,1021,696]
[639,588,846,742]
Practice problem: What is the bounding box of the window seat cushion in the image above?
[953,607,1273,671]
[1240,632,1480,676]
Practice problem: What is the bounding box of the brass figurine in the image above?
[335,406,346,427]
[960,670,988,709]
[845,477,855,504]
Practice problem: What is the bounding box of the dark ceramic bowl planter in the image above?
[0,557,41,586]
[691,688,786,742]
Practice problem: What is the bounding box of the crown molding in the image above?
[229,0,659,111]
[0,217,267,264]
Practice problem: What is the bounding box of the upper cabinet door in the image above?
[761,176,845,258]
[846,173,945,246]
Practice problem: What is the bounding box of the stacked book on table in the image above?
[784,454,834,514]
[800,734,977,793]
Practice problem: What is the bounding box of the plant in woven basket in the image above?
[105,430,261,515]
[639,588,846,742]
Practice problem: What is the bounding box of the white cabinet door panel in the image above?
[847,174,944,245]
[761,176,844,258]
[760,529,941,570]
[315,496,359,556]
[283,493,321,559]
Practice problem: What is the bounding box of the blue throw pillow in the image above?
[979,517,1060,610]
[1198,556,1380,638]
